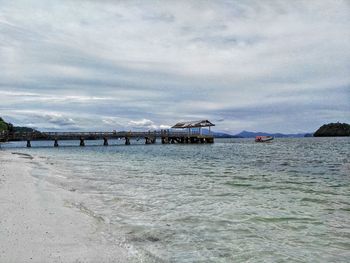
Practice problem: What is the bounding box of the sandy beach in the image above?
[0,151,134,263]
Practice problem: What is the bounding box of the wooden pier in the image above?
[0,130,214,147]
[0,120,215,147]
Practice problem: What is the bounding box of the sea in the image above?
[2,137,350,262]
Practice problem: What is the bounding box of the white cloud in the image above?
[128,119,157,130]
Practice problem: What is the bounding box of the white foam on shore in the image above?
[0,151,138,263]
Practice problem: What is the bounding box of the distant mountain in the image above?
[314,122,350,137]
[200,129,241,138]
[213,132,242,138]
[234,130,308,138]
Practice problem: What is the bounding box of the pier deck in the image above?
[0,130,214,147]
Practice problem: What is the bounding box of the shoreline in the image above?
[0,150,135,263]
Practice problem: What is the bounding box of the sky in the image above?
[0,0,349,133]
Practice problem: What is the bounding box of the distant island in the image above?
[209,124,350,138]
[314,122,350,137]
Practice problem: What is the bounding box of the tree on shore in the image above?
[0,117,14,132]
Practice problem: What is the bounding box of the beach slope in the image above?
[0,151,132,263]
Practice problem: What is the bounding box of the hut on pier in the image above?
[171,120,215,135]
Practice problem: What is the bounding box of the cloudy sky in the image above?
[0,0,349,133]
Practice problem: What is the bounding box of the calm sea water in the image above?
[3,138,350,262]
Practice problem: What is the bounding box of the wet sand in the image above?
[0,151,133,263]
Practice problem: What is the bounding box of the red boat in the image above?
[255,136,274,142]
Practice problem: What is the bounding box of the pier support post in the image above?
[80,138,85,147]
[125,137,130,145]
[103,137,108,146]
[54,139,59,147]
[145,137,154,144]
[26,140,31,148]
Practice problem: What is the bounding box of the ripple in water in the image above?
[6,137,350,262]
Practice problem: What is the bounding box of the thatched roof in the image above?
[172,120,215,129]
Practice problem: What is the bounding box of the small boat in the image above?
[255,136,274,142]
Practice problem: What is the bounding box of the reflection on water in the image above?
[4,137,350,262]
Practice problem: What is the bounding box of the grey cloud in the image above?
[0,0,349,133]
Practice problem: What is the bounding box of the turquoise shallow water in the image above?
[3,138,350,262]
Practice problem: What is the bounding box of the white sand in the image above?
[0,151,135,263]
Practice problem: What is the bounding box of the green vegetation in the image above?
[0,118,6,131]
[0,117,37,133]
[314,122,350,137]
[0,117,13,132]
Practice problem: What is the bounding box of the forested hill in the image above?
[314,123,350,137]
